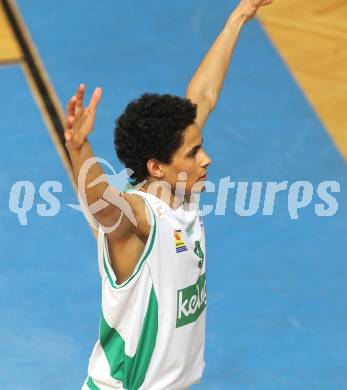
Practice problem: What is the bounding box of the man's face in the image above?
[162,122,212,195]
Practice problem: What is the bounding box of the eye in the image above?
[187,149,197,158]
[187,146,201,158]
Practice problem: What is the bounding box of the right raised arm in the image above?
[64,84,148,240]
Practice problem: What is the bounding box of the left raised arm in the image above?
[186,0,273,129]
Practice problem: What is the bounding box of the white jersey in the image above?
[82,190,207,390]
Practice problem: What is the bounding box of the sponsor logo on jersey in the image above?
[194,241,204,269]
[154,202,165,219]
[176,273,206,328]
[199,215,204,228]
[175,230,188,253]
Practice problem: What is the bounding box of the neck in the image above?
[139,179,187,210]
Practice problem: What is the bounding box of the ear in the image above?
[147,159,164,179]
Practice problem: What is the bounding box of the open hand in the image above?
[237,0,273,21]
[64,84,102,149]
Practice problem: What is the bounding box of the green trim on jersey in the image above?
[100,286,158,390]
[86,377,101,390]
[103,256,116,288]
[102,196,156,289]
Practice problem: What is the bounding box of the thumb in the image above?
[64,131,72,142]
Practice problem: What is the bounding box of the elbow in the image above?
[186,90,216,111]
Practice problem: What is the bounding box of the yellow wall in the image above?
[0,3,22,63]
[258,0,347,160]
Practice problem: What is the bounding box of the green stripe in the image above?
[103,256,116,288]
[103,197,156,289]
[100,286,158,389]
[86,376,101,390]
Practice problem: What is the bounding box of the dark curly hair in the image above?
[114,93,197,184]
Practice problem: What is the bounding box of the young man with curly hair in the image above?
[64,1,273,389]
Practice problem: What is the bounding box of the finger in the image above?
[66,96,77,117]
[65,115,75,130]
[76,84,85,108]
[89,87,102,110]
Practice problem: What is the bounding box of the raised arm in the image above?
[186,0,273,129]
[64,84,142,238]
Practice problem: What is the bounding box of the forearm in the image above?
[186,7,247,109]
[68,140,112,215]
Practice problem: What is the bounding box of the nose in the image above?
[201,148,212,167]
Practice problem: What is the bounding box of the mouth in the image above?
[199,173,208,180]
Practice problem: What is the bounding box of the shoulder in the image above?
[118,191,153,240]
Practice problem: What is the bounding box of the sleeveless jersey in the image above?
[83,190,207,390]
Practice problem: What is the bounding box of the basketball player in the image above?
[64,1,273,388]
